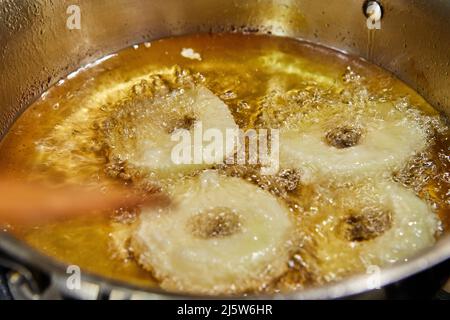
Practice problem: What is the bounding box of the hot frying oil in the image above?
[0,33,448,292]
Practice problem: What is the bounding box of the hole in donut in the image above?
[341,206,392,241]
[187,207,242,239]
[166,113,197,134]
[325,126,362,149]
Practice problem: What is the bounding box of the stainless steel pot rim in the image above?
[0,231,448,299]
[1,0,450,300]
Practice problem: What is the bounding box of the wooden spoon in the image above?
[0,179,170,225]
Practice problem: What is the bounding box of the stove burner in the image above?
[0,268,12,300]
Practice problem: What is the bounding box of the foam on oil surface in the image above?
[0,33,448,293]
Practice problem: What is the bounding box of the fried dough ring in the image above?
[300,181,440,281]
[131,171,294,294]
[102,86,238,180]
[279,102,429,180]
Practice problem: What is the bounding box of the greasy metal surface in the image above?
[0,0,449,299]
[1,0,450,139]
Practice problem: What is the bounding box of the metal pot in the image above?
[0,0,449,299]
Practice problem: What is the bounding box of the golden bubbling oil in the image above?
[0,33,448,293]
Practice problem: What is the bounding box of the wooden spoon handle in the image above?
[0,179,169,224]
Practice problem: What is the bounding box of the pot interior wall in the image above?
[1,0,450,139]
